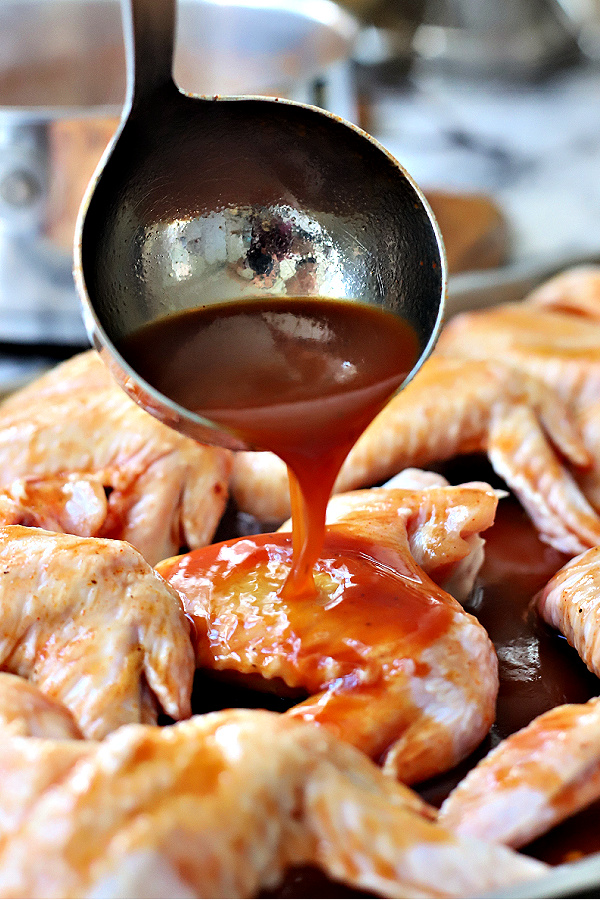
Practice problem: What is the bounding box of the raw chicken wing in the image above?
[439,697,600,849]
[437,295,600,409]
[0,350,232,564]
[0,737,89,852]
[0,525,194,738]
[527,264,600,320]
[304,472,502,602]
[422,269,600,544]
[0,672,81,738]
[538,544,600,678]
[0,709,549,899]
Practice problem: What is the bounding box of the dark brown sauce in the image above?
[481,498,600,867]
[471,501,596,743]
[121,297,420,597]
[260,866,375,899]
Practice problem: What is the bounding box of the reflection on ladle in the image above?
[74,0,446,597]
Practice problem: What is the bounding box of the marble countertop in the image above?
[366,58,600,268]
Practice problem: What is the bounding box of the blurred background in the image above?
[1,0,600,383]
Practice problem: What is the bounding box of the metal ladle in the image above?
[74,0,446,451]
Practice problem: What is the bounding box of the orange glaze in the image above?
[157,528,455,760]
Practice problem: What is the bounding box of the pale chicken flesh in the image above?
[437,286,600,411]
[0,672,81,739]
[538,544,600,679]
[439,696,600,849]
[436,266,600,528]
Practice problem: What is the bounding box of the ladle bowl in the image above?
[75,0,446,451]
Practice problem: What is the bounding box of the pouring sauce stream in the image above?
[120,296,420,597]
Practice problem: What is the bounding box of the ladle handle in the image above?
[121,0,177,109]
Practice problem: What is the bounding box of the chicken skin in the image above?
[0,350,232,564]
[527,264,600,320]
[436,267,600,528]
[437,291,600,410]
[0,526,194,738]
[0,672,81,739]
[0,710,549,899]
[157,482,500,785]
[538,544,600,680]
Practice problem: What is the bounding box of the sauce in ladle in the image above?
[120,296,420,597]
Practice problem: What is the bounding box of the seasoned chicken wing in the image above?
[439,697,600,849]
[231,357,600,555]
[0,526,194,738]
[308,472,502,602]
[157,483,500,785]
[413,268,600,551]
[381,469,505,600]
[0,710,549,899]
[0,672,81,739]
[0,350,232,564]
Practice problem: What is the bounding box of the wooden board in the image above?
[425,189,510,275]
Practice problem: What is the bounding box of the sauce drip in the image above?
[121,297,420,597]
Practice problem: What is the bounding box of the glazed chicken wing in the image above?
[0,525,194,738]
[0,710,548,899]
[157,482,500,785]
[0,350,232,564]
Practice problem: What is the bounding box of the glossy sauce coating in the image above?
[158,528,455,760]
[121,298,420,596]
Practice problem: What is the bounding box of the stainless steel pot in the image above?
[0,0,358,345]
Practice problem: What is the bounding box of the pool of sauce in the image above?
[478,496,600,869]
[120,297,420,597]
